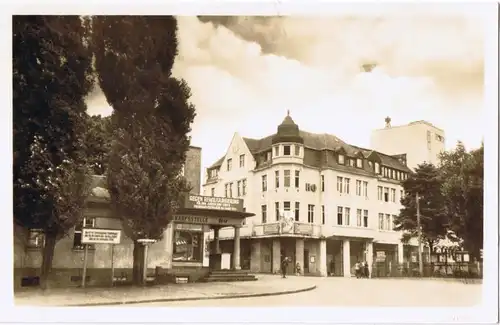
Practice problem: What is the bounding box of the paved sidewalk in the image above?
[14,275,317,307]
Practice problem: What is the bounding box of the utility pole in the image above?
[416,192,424,277]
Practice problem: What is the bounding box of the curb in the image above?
[67,285,317,307]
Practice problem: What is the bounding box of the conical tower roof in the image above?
[272,111,304,144]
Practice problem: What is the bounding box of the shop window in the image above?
[173,230,203,262]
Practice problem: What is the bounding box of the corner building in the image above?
[203,114,420,277]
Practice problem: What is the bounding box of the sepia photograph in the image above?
[7,1,498,324]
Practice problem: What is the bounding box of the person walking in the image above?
[329,259,335,276]
[354,262,361,278]
[281,257,289,278]
[364,261,370,278]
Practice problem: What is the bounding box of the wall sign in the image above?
[175,223,204,232]
[173,215,243,226]
[82,228,121,244]
[184,195,244,212]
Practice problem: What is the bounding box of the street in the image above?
[134,277,482,307]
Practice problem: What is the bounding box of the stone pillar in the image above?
[163,222,174,269]
[272,239,281,274]
[295,239,305,275]
[250,240,261,272]
[366,241,374,278]
[397,243,404,264]
[233,226,241,270]
[342,239,351,277]
[319,239,327,277]
[213,227,221,254]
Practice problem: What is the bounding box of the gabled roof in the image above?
[208,156,225,169]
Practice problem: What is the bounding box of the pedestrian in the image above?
[354,262,361,278]
[281,257,289,278]
[295,262,301,276]
[329,259,335,276]
[364,261,370,278]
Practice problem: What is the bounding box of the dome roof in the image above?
[272,111,304,144]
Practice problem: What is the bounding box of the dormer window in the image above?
[349,159,355,167]
[356,158,363,168]
[374,162,380,174]
[368,161,373,168]
[283,145,291,156]
[274,146,279,157]
[266,151,271,161]
[338,154,345,164]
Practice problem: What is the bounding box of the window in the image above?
[237,180,241,197]
[344,207,350,226]
[283,145,291,156]
[266,151,272,161]
[307,205,315,223]
[227,158,232,171]
[378,213,384,230]
[344,178,350,194]
[390,188,396,202]
[294,144,300,156]
[338,154,345,164]
[392,215,397,230]
[262,175,267,192]
[73,217,96,250]
[295,171,300,188]
[211,188,215,197]
[321,175,325,192]
[275,202,280,221]
[27,229,44,249]
[377,186,383,200]
[225,184,228,197]
[356,158,363,168]
[427,130,431,142]
[284,170,291,187]
[383,187,389,202]
[391,169,394,179]
[294,202,300,221]
[322,205,325,225]
[239,154,245,168]
[242,179,247,196]
[400,190,403,200]
[284,201,291,211]
[385,214,391,230]
[356,209,362,227]
[274,146,279,157]
[173,228,204,262]
[356,180,362,196]
[229,183,233,198]
[363,210,368,228]
[337,177,343,193]
[261,205,267,223]
[363,181,368,198]
[349,159,355,167]
[337,206,343,225]
[375,162,380,174]
[275,170,280,188]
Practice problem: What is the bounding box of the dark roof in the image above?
[208,156,225,169]
[208,124,411,173]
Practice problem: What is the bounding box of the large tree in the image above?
[394,162,448,253]
[13,15,94,288]
[439,142,484,261]
[91,16,196,284]
[83,114,112,175]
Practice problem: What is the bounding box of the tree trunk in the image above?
[40,232,57,290]
[132,242,145,285]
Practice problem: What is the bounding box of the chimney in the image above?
[362,63,376,73]
[385,116,391,128]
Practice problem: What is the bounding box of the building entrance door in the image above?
[304,249,310,273]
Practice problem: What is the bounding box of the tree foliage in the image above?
[439,142,484,260]
[13,15,94,288]
[83,114,112,175]
[394,162,448,250]
[91,16,196,284]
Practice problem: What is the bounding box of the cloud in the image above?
[87,12,485,176]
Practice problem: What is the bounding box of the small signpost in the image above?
[81,228,122,288]
[137,238,157,285]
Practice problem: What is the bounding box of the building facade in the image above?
[370,117,446,171]
[203,114,422,277]
[14,146,206,288]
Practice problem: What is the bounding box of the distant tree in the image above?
[91,16,196,284]
[439,142,484,261]
[394,162,448,253]
[84,114,112,175]
[13,15,94,288]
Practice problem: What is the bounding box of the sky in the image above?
[85,12,485,180]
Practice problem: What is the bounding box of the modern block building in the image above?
[203,113,424,277]
[14,146,206,288]
[370,117,446,171]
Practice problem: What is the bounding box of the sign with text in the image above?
[82,228,121,244]
[175,223,204,232]
[173,215,243,226]
[184,195,244,212]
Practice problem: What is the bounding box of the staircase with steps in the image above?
[203,269,258,282]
